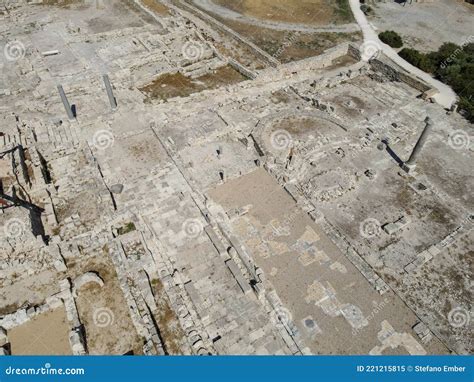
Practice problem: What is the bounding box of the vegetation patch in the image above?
[399,42,474,122]
[140,65,246,101]
[152,279,186,354]
[360,4,373,15]
[379,30,403,48]
[117,222,136,236]
[220,19,361,63]
[40,0,84,7]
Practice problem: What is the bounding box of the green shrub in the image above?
[398,48,435,73]
[360,4,372,15]
[398,42,474,122]
[379,30,403,48]
[117,222,136,236]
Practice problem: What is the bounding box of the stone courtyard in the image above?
[0,0,472,356]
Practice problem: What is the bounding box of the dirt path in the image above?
[193,0,360,33]
[348,0,456,109]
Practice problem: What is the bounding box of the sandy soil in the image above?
[194,0,357,33]
[9,308,72,355]
[38,0,163,34]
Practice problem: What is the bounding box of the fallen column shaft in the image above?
[406,116,433,167]
[103,74,117,110]
[57,85,74,120]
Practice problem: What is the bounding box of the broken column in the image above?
[405,116,433,170]
[103,74,117,110]
[57,85,75,120]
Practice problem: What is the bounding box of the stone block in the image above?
[427,245,441,257]
[225,259,252,295]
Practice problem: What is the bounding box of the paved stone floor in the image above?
[0,0,471,355]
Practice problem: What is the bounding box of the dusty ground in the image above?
[8,308,71,355]
[41,0,87,7]
[0,270,62,316]
[69,253,144,355]
[36,0,161,34]
[213,0,353,25]
[369,0,474,52]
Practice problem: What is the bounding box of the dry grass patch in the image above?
[211,19,361,63]
[213,0,353,25]
[152,279,187,354]
[142,0,170,15]
[140,65,246,101]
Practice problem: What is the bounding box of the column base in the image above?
[401,162,416,173]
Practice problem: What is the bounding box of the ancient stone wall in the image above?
[370,55,433,93]
[172,0,280,67]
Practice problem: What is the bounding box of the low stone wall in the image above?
[370,54,433,94]
[281,43,351,73]
[348,43,362,60]
[228,58,257,80]
[256,42,360,84]
[0,281,86,356]
[173,0,280,67]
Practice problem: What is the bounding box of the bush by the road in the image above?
[379,31,403,48]
[399,48,435,72]
[399,43,474,122]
